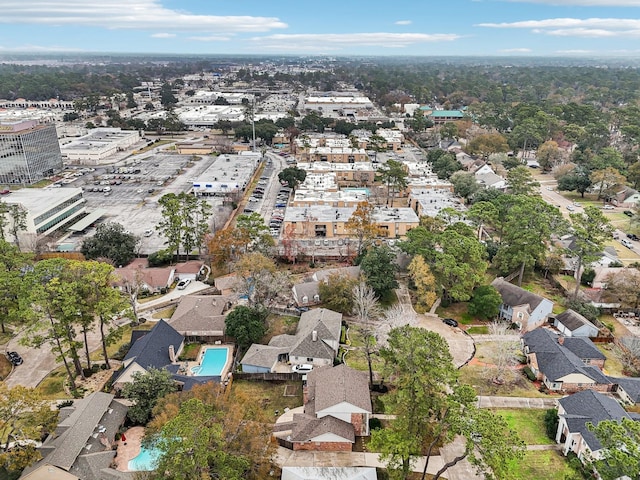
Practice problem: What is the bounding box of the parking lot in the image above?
[63,153,231,254]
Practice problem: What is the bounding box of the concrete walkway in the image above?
[477,396,558,409]
[136,280,211,312]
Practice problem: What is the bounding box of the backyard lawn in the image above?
[493,409,553,445]
[598,343,626,377]
[261,314,299,344]
[459,365,548,397]
[506,450,582,480]
[228,380,303,422]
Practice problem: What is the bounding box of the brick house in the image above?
[276,364,373,451]
[522,328,610,393]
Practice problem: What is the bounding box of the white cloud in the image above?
[507,0,640,5]
[188,35,232,42]
[0,44,85,52]
[555,49,594,54]
[477,17,640,37]
[0,0,287,32]
[150,33,176,38]
[251,32,461,50]
[395,20,412,25]
[500,47,532,52]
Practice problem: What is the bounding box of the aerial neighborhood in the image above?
[2,53,640,480]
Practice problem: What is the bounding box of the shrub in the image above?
[544,408,559,440]
[148,249,173,267]
[369,418,383,431]
[57,400,74,409]
[523,366,536,381]
[112,343,131,361]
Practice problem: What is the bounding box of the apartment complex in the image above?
[0,120,63,185]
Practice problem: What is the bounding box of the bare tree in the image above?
[619,336,640,375]
[352,282,381,385]
[489,320,519,385]
[121,268,145,322]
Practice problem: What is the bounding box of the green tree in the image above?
[590,167,626,201]
[7,204,27,250]
[0,241,32,334]
[449,171,480,204]
[569,206,614,299]
[506,165,540,196]
[236,212,274,254]
[81,222,139,267]
[557,167,592,198]
[150,398,250,480]
[587,417,640,480]
[122,368,177,425]
[360,245,398,298]
[318,273,358,314]
[433,226,487,303]
[431,152,462,180]
[440,122,458,140]
[377,159,408,205]
[345,201,383,257]
[160,82,177,108]
[157,193,212,260]
[278,167,307,189]
[536,140,563,171]
[224,305,267,351]
[468,285,502,320]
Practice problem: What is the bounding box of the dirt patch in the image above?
[261,314,299,344]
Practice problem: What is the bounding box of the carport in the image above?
[68,208,107,232]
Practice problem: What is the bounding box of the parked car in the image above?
[291,364,313,373]
[176,279,191,290]
[442,318,459,327]
[6,351,23,366]
[627,233,639,241]
[143,229,153,237]
[566,205,574,211]
[624,210,634,217]
[621,238,634,249]
[603,205,615,210]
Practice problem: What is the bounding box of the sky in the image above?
[2,0,640,57]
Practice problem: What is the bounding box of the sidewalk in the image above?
[477,396,558,409]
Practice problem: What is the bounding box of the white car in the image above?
[143,229,153,237]
[176,279,191,290]
[291,364,313,373]
[603,205,615,210]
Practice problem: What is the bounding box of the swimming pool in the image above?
[190,347,229,376]
[128,446,161,471]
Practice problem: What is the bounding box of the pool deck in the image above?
[185,344,233,378]
[114,426,145,472]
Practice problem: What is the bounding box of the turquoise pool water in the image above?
[190,347,228,376]
[128,446,161,471]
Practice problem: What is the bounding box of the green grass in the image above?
[459,365,548,397]
[343,348,384,373]
[228,380,303,422]
[89,320,155,362]
[179,343,201,361]
[506,450,581,480]
[466,326,489,335]
[493,409,553,445]
[36,368,71,400]
[598,344,626,377]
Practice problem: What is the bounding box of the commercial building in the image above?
[303,95,374,114]
[282,205,418,239]
[175,105,245,128]
[59,128,141,164]
[192,152,260,196]
[3,187,86,249]
[0,120,63,185]
[296,161,377,185]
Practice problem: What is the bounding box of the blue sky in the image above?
[1,0,640,56]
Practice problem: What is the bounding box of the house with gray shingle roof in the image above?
[292,266,361,307]
[241,308,341,373]
[113,319,184,389]
[167,295,231,341]
[553,309,599,338]
[276,365,372,452]
[20,392,129,480]
[555,390,637,464]
[492,277,554,331]
[608,376,640,405]
[522,328,610,393]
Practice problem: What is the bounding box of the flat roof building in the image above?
[0,120,63,185]
[3,187,86,250]
[192,152,260,196]
[59,128,140,164]
[408,188,465,218]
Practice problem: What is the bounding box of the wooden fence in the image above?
[233,372,300,381]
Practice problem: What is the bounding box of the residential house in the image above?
[20,392,128,480]
[522,328,610,393]
[213,274,238,295]
[292,266,361,307]
[241,308,342,373]
[112,319,184,389]
[475,171,507,190]
[491,277,554,331]
[556,390,638,463]
[553,309,600,338]
[609,376,640,405]
[167,295,232,342]
[275,364,372,452]
[174,260,205,282]
[281,467,377,480]
[115,258,174,294]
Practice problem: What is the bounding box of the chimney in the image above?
[558,336,564,346]
[312,330,317,342]
[168,345,175,362]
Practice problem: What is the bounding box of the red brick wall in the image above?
[588,359,605,369]
[293,441,352,452]
[351,413,365,436]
